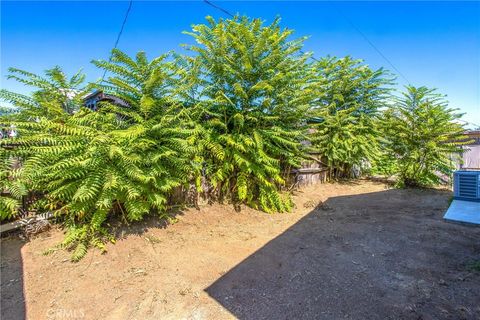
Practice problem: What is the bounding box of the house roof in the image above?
[83,90,104,100]
[465,130,480,136]
[464,130,480,145]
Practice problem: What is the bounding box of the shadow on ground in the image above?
[1,236,26,320]
[206,188,480,320]
[0,205,189,320]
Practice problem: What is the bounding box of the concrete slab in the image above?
[444,200,480,225]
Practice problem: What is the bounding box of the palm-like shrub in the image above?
[181,16,315,212]
[0,66,89,119]
[381,86,467,187]
[1,67,90,220]
[309,56,393,179]
[1,51,192,260]
[0,155,25,219]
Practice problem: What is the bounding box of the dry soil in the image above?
[1,181,479,320]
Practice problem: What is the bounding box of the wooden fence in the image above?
[288,153,329,187]
[2,153,329,227]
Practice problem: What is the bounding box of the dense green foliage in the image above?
[0,156,24,219]
[0,67,90,221]
[309,56,393,178]
[1,52,192,260]
[380,86,467,187]
[0,16,470,260]
[181,16,314,212]
[0,66,89,119]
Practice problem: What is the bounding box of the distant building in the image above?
[460,130,480,170]
[83,91,128,110]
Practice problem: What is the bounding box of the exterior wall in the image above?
[84,91,129,110]
[461,145,480,170]
[84,92,105,110]
[460,130,480,170]
[287,153,329,187]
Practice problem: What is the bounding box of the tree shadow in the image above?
[110,205,188,240]
[206,188,480,319]
[0,205,190,320]
[1,235,26,320]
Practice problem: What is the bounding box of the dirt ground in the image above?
[1,180,479,320]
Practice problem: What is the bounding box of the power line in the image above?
[325,1,411,84]
[342,17,411,84]
[203,0,234,17]
[203,0,319,63]
[203,0,410,83]
[102,0,134,81]
[303,51,320,62]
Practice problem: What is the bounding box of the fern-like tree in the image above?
[0,155,25,219]
[381,86,467,187]
[181,16,315,212]
[309,56,393,179]
[0,66,89,119]
[0,50,193,260]
[0,67,91,220]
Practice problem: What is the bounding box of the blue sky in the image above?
[1,1,479,127]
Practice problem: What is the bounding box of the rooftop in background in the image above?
[465,130,480,145]
[83,91,129,111]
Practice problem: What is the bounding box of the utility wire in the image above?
[203,0,234,17]
[342,17,411,84]
[203,0,319,62]
[102,0,134,81]
[203,0,409,81]
[323,1,410,83]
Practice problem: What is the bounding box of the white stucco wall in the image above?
[462,145,480,169]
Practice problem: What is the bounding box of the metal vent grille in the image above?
[457,174,478,199]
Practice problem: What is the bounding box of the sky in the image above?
[1,1,479,128]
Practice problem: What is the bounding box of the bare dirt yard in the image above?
[1,180,479,320]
